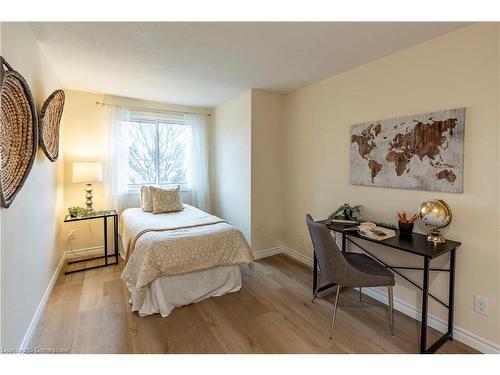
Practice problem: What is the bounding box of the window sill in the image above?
[126,185,191,195]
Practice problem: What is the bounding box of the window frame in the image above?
[126,115,192,193]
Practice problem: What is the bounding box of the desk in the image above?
[313,221,461,354]
[64,210,119,274]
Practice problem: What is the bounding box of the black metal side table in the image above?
[64,210,119,274]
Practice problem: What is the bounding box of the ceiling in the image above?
[31,22,469,108]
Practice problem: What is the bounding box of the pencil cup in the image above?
[398,222,414,237]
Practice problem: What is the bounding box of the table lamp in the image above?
[72,162,103,210]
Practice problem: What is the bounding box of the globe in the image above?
[419,199,452,243]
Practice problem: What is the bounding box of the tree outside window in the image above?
[125,119,192,188]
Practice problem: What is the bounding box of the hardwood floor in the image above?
[30,254,478,354]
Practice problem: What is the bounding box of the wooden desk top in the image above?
[324,221,461,259]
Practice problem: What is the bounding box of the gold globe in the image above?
[419,199,452,243]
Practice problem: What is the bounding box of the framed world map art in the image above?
[350,108,465,193]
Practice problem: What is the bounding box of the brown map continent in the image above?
[368,160,383,183]
[385,151,409,176]
[436,169,457,183]
[351,123,384,182]
[351,123,381,159]
[385,118,458,176]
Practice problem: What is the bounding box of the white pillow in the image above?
[150,186,183,214]
[140,186,153,212]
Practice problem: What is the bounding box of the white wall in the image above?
[251,90,285,250]
[0,23,64,349]
[212,89,285,251]
[282,23,500,348]
[212,90,252,242]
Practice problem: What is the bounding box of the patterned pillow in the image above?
[150,186,183,214]
[140,185,153,212]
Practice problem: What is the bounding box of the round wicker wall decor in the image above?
[39,89,65,161]
[0,57,38,208]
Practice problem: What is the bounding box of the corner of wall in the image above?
[250,90,286,252]
[211,91,252,243]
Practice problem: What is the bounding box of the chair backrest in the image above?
[305,214,351,285]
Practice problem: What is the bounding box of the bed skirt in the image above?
[126,265,242,317]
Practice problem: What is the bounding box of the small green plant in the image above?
[68,206,112,218]
[326,203,362,224]
[325,203,397,229]
[68,206,85,217]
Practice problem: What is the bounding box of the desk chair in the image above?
[306,214,395,338]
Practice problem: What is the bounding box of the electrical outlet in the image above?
[261,228,268,239]
[68,230,76,240]
[474,295,488,316]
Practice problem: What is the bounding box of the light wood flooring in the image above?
[30,254,478,354]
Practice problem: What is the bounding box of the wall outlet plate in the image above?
[68,230,76,240]
[474,295,488,316]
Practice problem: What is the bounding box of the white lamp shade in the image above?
[72,162,103,183]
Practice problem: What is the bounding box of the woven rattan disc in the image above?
[39,90,65,161]
[0,58,38,208]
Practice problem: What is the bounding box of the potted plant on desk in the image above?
[326,203,362,224]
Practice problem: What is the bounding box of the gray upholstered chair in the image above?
[306,214,395,338]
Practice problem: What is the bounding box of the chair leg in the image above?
[312,273,323,304]
[329,285,342,339]
[388,286,395,336]
[359,287,362,302]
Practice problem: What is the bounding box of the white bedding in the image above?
[120,204,226,262]
[127,265,241,317]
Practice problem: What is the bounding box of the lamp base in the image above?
[85,183,94,210]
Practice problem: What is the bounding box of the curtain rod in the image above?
[95,101,211,117]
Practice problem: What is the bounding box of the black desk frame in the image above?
[313,227,458,354]
[64,211,119,274]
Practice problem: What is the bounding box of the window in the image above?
[125,115,192,190]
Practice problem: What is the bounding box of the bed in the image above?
[120,204,253,317]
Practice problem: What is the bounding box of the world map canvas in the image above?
[350,108,465,193]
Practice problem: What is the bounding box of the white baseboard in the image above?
[65,245,105,259]
[18,245,117,351]
[255,245,500,354]
[359,286,500,354]
[282,246,314,268]
[18,252,66,353]
[18,245,116,351]
[253,246,284,260]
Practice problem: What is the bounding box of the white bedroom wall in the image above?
[212,90,252,243]
[251,90,286,251]
[0,23,64,349]
[212,89,285,252]
[282,23,500,348]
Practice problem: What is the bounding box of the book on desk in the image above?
[342,222,397,241]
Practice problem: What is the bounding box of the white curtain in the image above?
[185,113,211,212]
[105,105,131,212]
